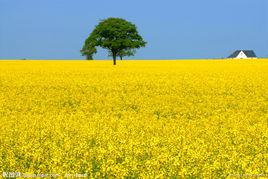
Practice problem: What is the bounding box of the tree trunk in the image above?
[120,55,123,60]
[112,51,117,65]
[86,54,93,60]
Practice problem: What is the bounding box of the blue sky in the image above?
[0,0,267,59]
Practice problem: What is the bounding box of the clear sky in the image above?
[0,0,267,59]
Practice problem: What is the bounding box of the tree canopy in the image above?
[81,17,146,65]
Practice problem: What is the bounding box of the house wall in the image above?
[235,51,248,59]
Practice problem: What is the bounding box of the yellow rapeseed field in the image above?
[0,60,267,178]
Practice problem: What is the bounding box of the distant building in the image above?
[228,50,257,59]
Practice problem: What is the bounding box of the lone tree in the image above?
[82,17,146,65]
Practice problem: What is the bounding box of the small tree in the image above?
[82,17,146,65]
[80,41,97,60]
[108,49,136,60]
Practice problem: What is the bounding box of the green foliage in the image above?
[81,17,146,64]
[80,43,97,60]
[108,49,136,60]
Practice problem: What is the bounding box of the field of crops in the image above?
[0,60,267,178]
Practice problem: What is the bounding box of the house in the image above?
[228,50,257,59]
